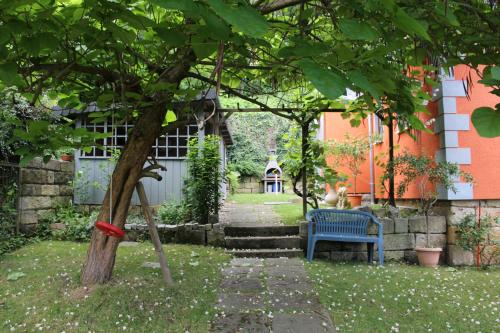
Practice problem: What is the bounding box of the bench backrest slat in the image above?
[309,209,371,236]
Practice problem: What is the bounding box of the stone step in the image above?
[226,248,304,258]
[224,225,299,237]
[225,236,301,250]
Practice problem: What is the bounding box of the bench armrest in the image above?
[371,216,384,238]
[306,210,315,235]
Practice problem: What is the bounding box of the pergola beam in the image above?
[216,106,345,218]
[218,108,345,113]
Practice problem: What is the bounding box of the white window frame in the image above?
[80,117,197,160]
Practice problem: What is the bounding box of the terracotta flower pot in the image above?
[347,194,362,207]
[416,247,442,267]
[60,154,73,162]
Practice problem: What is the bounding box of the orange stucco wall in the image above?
[324,65,500,200]
[454,65,500,199]
[324,114,371,194]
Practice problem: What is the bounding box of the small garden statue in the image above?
[336,186,349,209]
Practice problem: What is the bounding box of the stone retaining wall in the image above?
[299,215,448,264]
[445,200,500,266]
[236,176,262,194]
[124,222,225,247]
[19,158,74,233]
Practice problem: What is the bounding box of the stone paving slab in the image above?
[220,203,283,227]
[211,258,336,333]
[272,313,335,333]
[220,277,265,293]
[211,312,271,333]
[221,266,263,278]
[216,292,267,312]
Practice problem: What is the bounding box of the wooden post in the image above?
[301,122,309,218]
[387,113,396,207]
[136,181,174,286]
[196,110,206,145]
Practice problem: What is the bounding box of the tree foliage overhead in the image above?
[0,0,498,284]
[1,0,497,152]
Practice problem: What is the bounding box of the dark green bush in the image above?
[185,135,223,224]
[40,205,94,242]
[0,181,23,256]
[0,87,54,162]
[157,201,190,225]
[226,169,240,195]
[0,181,52,256]
[230,160,263,178]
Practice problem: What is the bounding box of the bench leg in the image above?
[377,239,384,266]
[307,238,316,262]
[367,243,374,263]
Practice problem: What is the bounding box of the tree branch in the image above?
[258,0,305,14]
[197,61,273,70]
[140,171,163,181]
[23,63,126,83]
[186,72,295,120]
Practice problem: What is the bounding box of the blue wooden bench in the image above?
[306,209,384,265]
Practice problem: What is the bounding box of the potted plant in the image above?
[328,134,369,207]
[58,148,74,162]
[386,152,473,267]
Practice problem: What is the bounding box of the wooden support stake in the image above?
[387,113,396,207]
[136,181,174,286]
[301,122,309,218]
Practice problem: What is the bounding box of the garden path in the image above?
[210,257,335,332]
[220,202,283,227]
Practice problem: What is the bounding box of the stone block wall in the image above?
[124,222,225,247]
[445,200,500,266]
[236,177,262,194]
[299,215,448,263]
[19,158,74,233]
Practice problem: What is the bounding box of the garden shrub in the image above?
[126,213,148,225]
[157,201,190,224]
[456,214,500,268]
[0,180,52,256]
[0,87,55,162]
[227,111,290,178]
[230,160,263,178]
[226,168,240,195]
[40,205,94,242]
[0,181,23,256]
[185,135,223,224]
[282,124,340,208]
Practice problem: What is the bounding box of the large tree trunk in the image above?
[80,104,169,285]
[81,53,194,285]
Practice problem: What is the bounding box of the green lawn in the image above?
[2,242,499,332]
[228,193,304,225]
[227,193,298,204]
[227,193,326,225]
[306,260,500,333]
[273,203,304,225]
[0,241,230,332]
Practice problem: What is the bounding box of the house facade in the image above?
[321,65,500,205]
[321,65,500,265]
[56,92,232,206]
